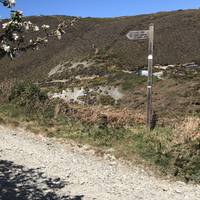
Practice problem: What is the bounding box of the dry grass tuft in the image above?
[0,79,16,103]
[174,116,200,144]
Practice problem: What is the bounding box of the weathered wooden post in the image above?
[126,24,154,131]
[147,24,154,131]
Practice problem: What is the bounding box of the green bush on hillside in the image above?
[9,82,48,107]
[8,82,50,117]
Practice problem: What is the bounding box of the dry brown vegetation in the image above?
[65,105,145,126]
[174,116,200,144]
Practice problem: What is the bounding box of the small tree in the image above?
[0,0,79,59]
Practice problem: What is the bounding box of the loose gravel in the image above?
[0,125,200,200]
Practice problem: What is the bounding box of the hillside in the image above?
[0,9,200,81]
[0,9,200,121]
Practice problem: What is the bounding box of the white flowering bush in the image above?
[0,0,79,59]
[0,0,15,7]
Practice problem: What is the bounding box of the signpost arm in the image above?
[147,23,154,130]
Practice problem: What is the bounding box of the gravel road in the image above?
[0,125,200,200]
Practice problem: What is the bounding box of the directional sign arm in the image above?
[126,30,149,40]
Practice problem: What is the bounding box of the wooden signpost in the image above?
[127,24,154,131]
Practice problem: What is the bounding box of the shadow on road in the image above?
[0,160,84,200]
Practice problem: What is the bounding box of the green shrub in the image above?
[8,82,49,117]
[9,82,47,107]
[9,82,48,106]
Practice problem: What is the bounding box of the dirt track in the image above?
[0,125,200,200]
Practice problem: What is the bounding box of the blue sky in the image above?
[0,0,200,18]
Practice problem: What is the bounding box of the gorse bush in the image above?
[8,82,54,118]
[9,82,47,107]
[7,82,68,120]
